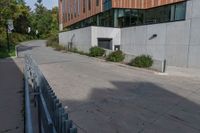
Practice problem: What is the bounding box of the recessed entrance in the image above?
[98,38,112,50]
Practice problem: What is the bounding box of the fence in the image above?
[24,54,77,133]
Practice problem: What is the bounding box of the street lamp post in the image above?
[6,24,10,52]
[6,19,14,52]
[36,30,39,39]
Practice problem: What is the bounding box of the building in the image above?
[59,0,200,71]
[59,0,186,30]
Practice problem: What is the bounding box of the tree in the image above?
[14,1,31,34]
[51,7,59,34]
[0,0,59,45]
[29,2,59,38]
[29,3,53,38]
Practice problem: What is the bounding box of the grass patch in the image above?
[0,46,16,58]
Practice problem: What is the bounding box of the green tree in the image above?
[14,1,31,34]
[30,3,52,38]
[0,0,59,46]
[30,2,59,38]
[50,7,59,34]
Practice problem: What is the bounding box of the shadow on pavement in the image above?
[0,58,24,133]
[17,45,39,54]
[61,81,200,133]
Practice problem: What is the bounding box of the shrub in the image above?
[89,46,105,57]
[107,50,125,62]
[69,47,78,53]
[54,45,65,51]
[130,55,153,68]
[46,35,65,51]
[46,35,59,47]
[11,33,34,44]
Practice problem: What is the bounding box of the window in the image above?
[144,2,186,24]
[145,5,171,24]
[174,2,186,21]
[66,2,186,30]
[103,0,112,11]
[99,10,114,27]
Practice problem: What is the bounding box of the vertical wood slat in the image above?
[60,0,186,27]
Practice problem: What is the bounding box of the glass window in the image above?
[175,2,186,21]
[99,10,114,27]
[66,2,186,30]
[103,0,112,11]
[145,5,171,24]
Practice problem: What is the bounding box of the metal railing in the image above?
[24,54,77,133]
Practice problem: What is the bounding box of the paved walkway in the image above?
[0,58,24,133]
[18,40,200,133]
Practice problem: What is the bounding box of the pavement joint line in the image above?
[38,60,73,65]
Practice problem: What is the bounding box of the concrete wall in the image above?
[59,27,92,52]
[59,26,121,52]
[121,0,200,69]
[187,0,200,68]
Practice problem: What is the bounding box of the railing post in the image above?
[38,88,42,133]
[24,54,77,133]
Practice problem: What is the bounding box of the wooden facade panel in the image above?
[111,0,185,8]
[59,0,186,27]
[59,0,103,27]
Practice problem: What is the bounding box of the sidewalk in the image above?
[0,58,24,133]
[166,66,200,79]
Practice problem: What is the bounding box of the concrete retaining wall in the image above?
[59,27,92,52]
[121,21,191,68]
[59,26,121,52]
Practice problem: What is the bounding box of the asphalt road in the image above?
[18,40,200,133]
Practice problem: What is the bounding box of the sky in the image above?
[25,0,58,10]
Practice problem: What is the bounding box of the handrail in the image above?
[24,54,77,133]
[24,62,33,133]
